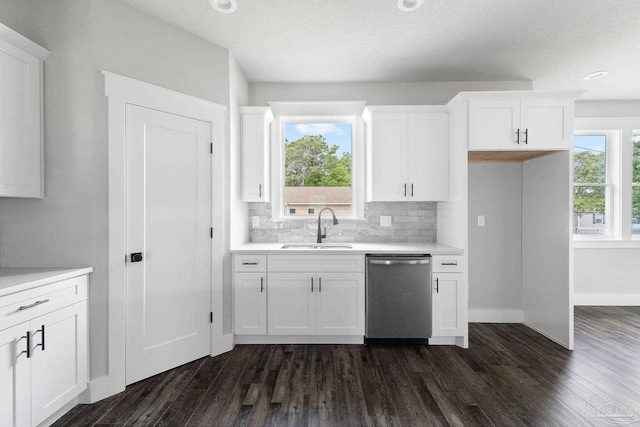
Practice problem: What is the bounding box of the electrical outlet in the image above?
[477,215,485,227]
[380,216,392,227]
[252,216,260,228]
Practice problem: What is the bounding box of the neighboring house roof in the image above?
[285,186,351,205]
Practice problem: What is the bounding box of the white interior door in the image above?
[125,104,211,384]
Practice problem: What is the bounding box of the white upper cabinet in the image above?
[468,97,574,151]
[0,24,50,198]
[365,106,449,202]
[240,106,273,202]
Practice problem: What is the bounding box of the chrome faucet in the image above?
[316,207,338,243]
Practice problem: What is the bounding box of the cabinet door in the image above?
[407,112,449,201]
[468,100,521,150]
[520,99,573,150]
[432,273,464,337]
[0,36,45,198]
[31,301,87,426]
[316,273,364,336]
[268,273,316,335]
[241,108,272,202]
[234,273,267,335]
[0,323,31,427]
[368,113,408,201]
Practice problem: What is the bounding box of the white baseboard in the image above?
[523,322,572,350]
[469,308,523,323]
[212,332,234,356]
[234,335,364,345]
[79,375,125,404]
[574,294,640,306]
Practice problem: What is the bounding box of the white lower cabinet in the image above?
[0,274,89,427]
[268,272,317,335]
[233,272,267,335]
[268,272,364,336]
[31,302,87,426]
[431,255,466,339]
[0,323,31,427]
[431,273,464,337]
[233,254,365,340]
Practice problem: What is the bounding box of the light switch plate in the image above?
[252,216,260,227]
[477,215,485,227]
[380,216,392,227]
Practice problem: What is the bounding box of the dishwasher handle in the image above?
[368,259,430,266]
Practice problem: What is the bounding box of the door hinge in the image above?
[210,312,213,323]
[210,143,213,154]
[210,228,213,238]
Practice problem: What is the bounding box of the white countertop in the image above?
[0,267,94,297]
[231,242,463,255]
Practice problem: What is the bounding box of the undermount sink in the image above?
[280,244,353,250]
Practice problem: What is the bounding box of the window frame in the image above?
[574,117,640,245]
[268,102,366,221]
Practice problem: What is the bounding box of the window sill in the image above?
[573,240,640,249]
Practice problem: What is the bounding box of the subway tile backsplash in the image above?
[248,202,436,243]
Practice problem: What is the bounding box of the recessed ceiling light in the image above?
[398,0,425,12]
[209,0,237,14]
[583,70,609,81]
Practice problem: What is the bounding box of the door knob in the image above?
[130,252,143,262]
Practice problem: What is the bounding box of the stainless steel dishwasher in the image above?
[365,255,432,344]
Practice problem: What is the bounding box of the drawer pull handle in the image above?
[441,262,458,266]
[242,262,258,266]
[18,299,50,311]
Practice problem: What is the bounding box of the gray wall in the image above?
[249,202,437,244]
[467,163,523,321]
[572,100,640,303]
[0,0,231,381]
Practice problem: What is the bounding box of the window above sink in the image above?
[269,102,367,221]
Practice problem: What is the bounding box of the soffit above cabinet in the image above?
[468,150,562,163]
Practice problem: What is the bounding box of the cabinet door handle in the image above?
[435,278,439,293]
[411,183,414,197]
[319,277,322,293]
[19,331,31,358]
[18,299,49,311]
[242,262,258,266]
[34,325,45,352]
[515,128,520,144]
[404,183,407,197]
[311,277,314,293]
[524,129,528,145]
[259,184,262,198]
[260,277,264,293]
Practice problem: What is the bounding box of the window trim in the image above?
[268,102,366,221]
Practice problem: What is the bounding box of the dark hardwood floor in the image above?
[54,307,640,426]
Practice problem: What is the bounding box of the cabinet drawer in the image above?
[234,254,267,272]
[0,275,88,330]
[432,256,464,273]
[268,255,365,272]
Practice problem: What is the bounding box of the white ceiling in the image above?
[116,0,640,100]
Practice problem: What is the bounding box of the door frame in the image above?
[100,71,228,401]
